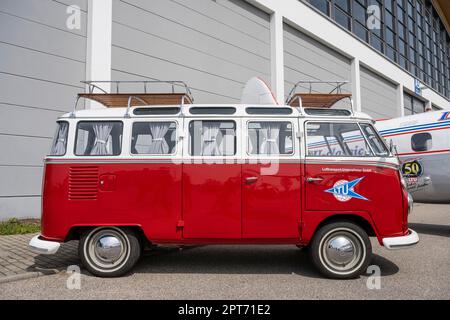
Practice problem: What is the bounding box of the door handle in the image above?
[245,177,258,184]
[306,177,323,183]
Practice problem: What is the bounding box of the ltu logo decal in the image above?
[439,111,450,121]
[325,177,368,202]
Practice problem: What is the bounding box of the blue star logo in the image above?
[325,177,368,202]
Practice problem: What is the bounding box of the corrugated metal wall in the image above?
[0,0,411,219]
[360,66,398,118]
[111,0,271,103]
[0,0,87,218]
[283,23,351,104]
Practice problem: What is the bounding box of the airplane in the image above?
[375,110,450,203]
[241,77,450,203]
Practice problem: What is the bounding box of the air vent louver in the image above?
[69,166,99,200]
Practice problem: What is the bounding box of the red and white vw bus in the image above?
[29,80,418,279]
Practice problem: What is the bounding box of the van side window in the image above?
[360,124,389,156]
[75,121,123,156]
[306,122,373,157]
[50,121,69,156]
[189,120,236,156]
[411,132,432,152]
[131,122,177,155]
[248,121,293,155]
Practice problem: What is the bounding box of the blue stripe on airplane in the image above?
[379,120,450,135]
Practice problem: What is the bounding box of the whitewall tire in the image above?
[310,221,372,279]
[79,227,141,277]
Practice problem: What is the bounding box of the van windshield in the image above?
[359,123,389,156]
[306,122,388,157]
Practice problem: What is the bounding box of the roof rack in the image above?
[285,80,354,115]
[71,80,194,118]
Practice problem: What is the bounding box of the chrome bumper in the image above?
[407,193,413,215]
[28,235,60,255]
[382,229,419,250]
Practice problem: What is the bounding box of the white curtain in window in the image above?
[259,122,280,155]
[218,129,235,156]
[51,123,68,155]
[170,130,177,153]
[201,123,222,156]
[248,129,258,154]
[148,123,170,154]
[90,123,114,155]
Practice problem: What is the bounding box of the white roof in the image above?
[60,104,373,121]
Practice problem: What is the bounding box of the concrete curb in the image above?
[0,270,59,284]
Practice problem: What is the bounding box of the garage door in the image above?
[283,23,351,104]
[0,0,87,218]
[111,0,271,103]
[360,67,398,119]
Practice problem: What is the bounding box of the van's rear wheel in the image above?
[310,221,371,279]
[79,227,141,277]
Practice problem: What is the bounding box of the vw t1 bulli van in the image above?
[29,80,418,279]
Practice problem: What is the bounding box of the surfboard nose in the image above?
[240,77,278,105]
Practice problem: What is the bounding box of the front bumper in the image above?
[28,235,60,255]
[407,193,413,215]
[382,229,419,250]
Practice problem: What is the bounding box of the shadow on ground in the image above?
[133,245,399,279]
[27,241,80,273]
[26,242,399,280]
[409,223,450,238]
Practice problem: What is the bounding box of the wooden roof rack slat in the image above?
[285,80,354,113]
[71,80,194,118]
[77,93,193,108]
[287,93,352,108]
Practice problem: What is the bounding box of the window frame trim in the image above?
[187,118,239,158]
[411,131,432,152]
[74,120,124,157]
[304,120,381,158]
[358,122,390,157]
[48,120,69,157]
[189,107,237,115]
[245,119,296,157]
[129,120,179,157]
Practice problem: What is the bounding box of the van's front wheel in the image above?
[310,222,371,279]
[79,227,141,277]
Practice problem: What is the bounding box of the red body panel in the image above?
[42,162,182,242]
[41,159,407,246]
[182,164,241,239]
[304,163,405,240]
[242,163,301,239]
[300,211,376,245]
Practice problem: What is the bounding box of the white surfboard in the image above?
[240,77,278,105]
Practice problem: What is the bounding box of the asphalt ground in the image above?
[0,203,449,299]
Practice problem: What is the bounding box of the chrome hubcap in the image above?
[320,229,364,274]
[86,228,129,271]
[95,235,123,263]
[325,236,355,266]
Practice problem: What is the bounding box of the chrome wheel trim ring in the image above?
[318,227,366,276]
[84,227,131,273]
